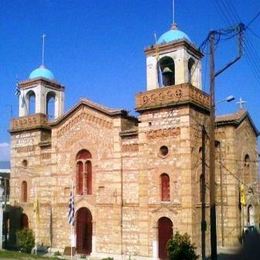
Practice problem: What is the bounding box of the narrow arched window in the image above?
[188,58,195,84]
[76,150,92,195]
[244,154,250,168]
[86,161,92,195]
[158,56,175,87]
[46,91,56,120]
[27,91,36,115]
[161,173,170,201]
[21,181,27,202]
[76,162,83,195]
[244,154,250,184]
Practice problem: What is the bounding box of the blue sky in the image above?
[1,0,260,161]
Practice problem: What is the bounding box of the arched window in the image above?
[244,154,250,184]
[244,154,250,167]
[27,91,36,115]
[46,91,56,120]
[188,58,195,84]
[158,56,175,86]
[85,161,92,195]
[76,162,84,195]
[161,173,170,201]
[76,150,92,195]
[247,204,254,226]
[21,181,27,202]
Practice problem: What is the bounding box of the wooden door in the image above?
[158,217,173,259]
[76,208,92,254]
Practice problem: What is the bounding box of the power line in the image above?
[248,27,260,41]
[213,0,233,26]
[223,0,241,23]
[220,162,260,195]
[244,34,260,82]
[246,10,260,28]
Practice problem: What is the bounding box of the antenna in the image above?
[172,0,175,24]
[41,34,46,66]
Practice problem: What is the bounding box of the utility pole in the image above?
[201,126,206,260]
[208,23,244,260]
[209,31,217,260]
[219,144,225,247]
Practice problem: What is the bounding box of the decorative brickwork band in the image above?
[10,113,48,132]
[136,83,210,112]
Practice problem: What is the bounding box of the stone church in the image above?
[9,23,259,259]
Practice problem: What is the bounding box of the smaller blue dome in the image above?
[157,24,191,44]
[29,65,55,80]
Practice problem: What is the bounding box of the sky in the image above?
[0,0,260,161]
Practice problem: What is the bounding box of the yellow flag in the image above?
[34,191,40,224]
[240,184,246,206]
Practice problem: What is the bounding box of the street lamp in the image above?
[216,95,235,105]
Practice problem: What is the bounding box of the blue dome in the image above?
[157,25,191,44]
[29,65,55,80]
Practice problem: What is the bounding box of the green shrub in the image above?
[101,258,114,260]
[53,251,61,256]
[167,232,198,260]
[16,228,35,253]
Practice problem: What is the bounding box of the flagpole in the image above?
[71,220,73,260]
[68,182,75,260]
[34,186,38,255]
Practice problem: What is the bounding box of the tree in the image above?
[16,228,35,253]
[167,232,198,260]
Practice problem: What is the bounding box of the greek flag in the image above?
[15,85,21,96]
[68,191,75,225]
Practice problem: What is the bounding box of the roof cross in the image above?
[236,97,246,109]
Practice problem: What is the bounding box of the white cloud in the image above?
[0,142,10,161]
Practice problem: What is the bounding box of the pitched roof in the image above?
[215,109,259,136]
[50,98,130,127]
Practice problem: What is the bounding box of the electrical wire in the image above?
[213,0,233,26]
[247,27,260,41]
[223,0,241,23]
[244,33,260,83]
[246,10,260,28]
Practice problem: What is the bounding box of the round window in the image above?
[22,159,28,167]
[159,146,169,157]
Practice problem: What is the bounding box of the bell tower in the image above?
[136,23,210,259]
[145,24,203,91]
[18,65,64,120]
[18,34,64,120]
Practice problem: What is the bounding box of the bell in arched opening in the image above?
[159,56,175,87]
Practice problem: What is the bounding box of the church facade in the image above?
[9,24,259,259]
